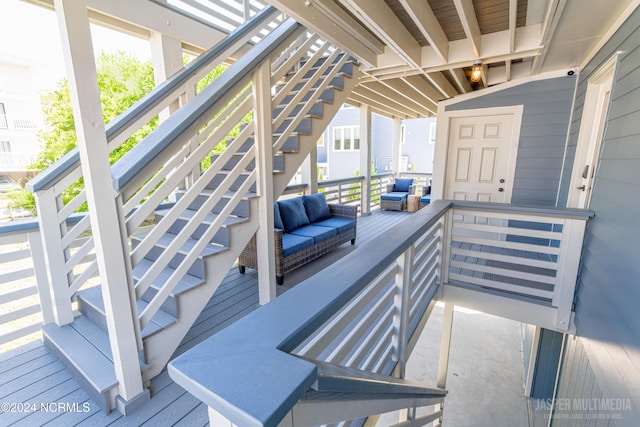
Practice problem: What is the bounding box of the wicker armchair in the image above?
[380,178,416,211]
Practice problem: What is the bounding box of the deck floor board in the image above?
[0,208,409,426]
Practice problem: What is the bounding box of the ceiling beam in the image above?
[352,85,420,119]
[347,92,411,120]
[345,99,403,121]
[402,75,448,105]
[509,0,518,53]
[453,0,482,58]
[265,0,383,66]
[532,0,568,74]
[426,72,458,98]
[360,80,434,117]
[398,0,449,62]
[338,0,422,67]
[450,68,473,93]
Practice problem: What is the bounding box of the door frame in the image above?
[432,105,524,203]
[566,53,620,209]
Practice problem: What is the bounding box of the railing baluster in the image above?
[394,244,413,379]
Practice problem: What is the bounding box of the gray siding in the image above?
[554,6,640,426]
[445,77,575,206]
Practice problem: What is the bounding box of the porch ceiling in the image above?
[24,0,638,119]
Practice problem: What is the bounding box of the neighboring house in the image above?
[317,104,436,179]
[0,56,42,182]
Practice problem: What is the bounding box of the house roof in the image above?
[24,0,639,119]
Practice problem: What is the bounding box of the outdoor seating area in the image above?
[238,193,357,285]
[380,177,416,211]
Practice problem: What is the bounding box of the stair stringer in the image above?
[140,197,260,381]
[273,64,359,195]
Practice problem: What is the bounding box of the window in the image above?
[429,122,437,144]
[0,141,12,164]
[0,103,7,129]
[333,126,360,151]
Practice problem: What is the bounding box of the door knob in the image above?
[499,178,505,183]
[576,185,586,191]
[498,188,504,192]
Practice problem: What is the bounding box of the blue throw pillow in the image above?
[274,203,284,230]
[302,193,332,223]
[394,178,414,192]
[277,198,310,232]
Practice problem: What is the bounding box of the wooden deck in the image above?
[0,208,412,426]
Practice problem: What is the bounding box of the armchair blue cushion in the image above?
[394,178,414,192]
[274,203,284,230]
[302,193,332,223]
[278,197,310,232]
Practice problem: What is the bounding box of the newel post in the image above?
[54,0,146,409]
[33,190,74,325]
[253,59,277,304]
[393,244,413,378]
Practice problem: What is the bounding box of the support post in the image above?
[33,190,74,325]
[253,60,276,304]
[150,32,183,121]
[393,245,413,379]
[27,230,54,325]
[392,118,402,176]
[301,146,318,194]
[54,0,145,407]
[359,105,372,215]
[435,303,454,426]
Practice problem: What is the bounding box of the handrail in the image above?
[111,18,302,191]
[168,200,452,426]
[26,5,279,194]
[451,200,594,219]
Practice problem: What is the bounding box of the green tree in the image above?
[10,52,160,213]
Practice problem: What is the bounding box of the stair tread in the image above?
[133,258,205,296]
[177,189,257,199]
[133,231,228,258]
[43,318,118,394]
[78,286,177,340]
[154,208,250,226]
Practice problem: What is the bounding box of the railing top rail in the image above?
[450,200,595,220]
[168,200,452,427]
[112,18,302,190]
[319,175,364,186]
[371,172,394,178]
[26,5,279,194]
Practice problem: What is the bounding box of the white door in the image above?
[444,108,522,203]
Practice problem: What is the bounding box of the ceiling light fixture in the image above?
[470,60,483,83]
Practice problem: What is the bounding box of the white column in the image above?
[359,105,372,215]
[435,303,454,426]
[252,60,276,304]
[392,118,402,176]
[301,146,318,194]
[54,0,144,404]
[150,32,183,121]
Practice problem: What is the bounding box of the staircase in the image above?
[36,12,359,414]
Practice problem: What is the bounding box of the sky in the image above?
[0,0,152,91]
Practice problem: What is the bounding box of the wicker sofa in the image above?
[238,193,357,285]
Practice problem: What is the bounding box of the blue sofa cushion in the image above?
[302,193,332,223]
[394,178,414,192]
[278,198,310,232]
[290,224,337,244]
[274,203,284,230]
[420,194,431,204]
[381,192,409,201]
[281,233,314,257]
[313,217,356,234]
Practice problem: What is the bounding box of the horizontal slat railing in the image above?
[25,6,283,327]
[443,202,593,331]
[168,200,452,427]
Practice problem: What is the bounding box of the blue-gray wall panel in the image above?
[445,77,575,206]
[554,6,640,425]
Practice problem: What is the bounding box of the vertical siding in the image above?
[555,6,640,426]
[445,77,575,206]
